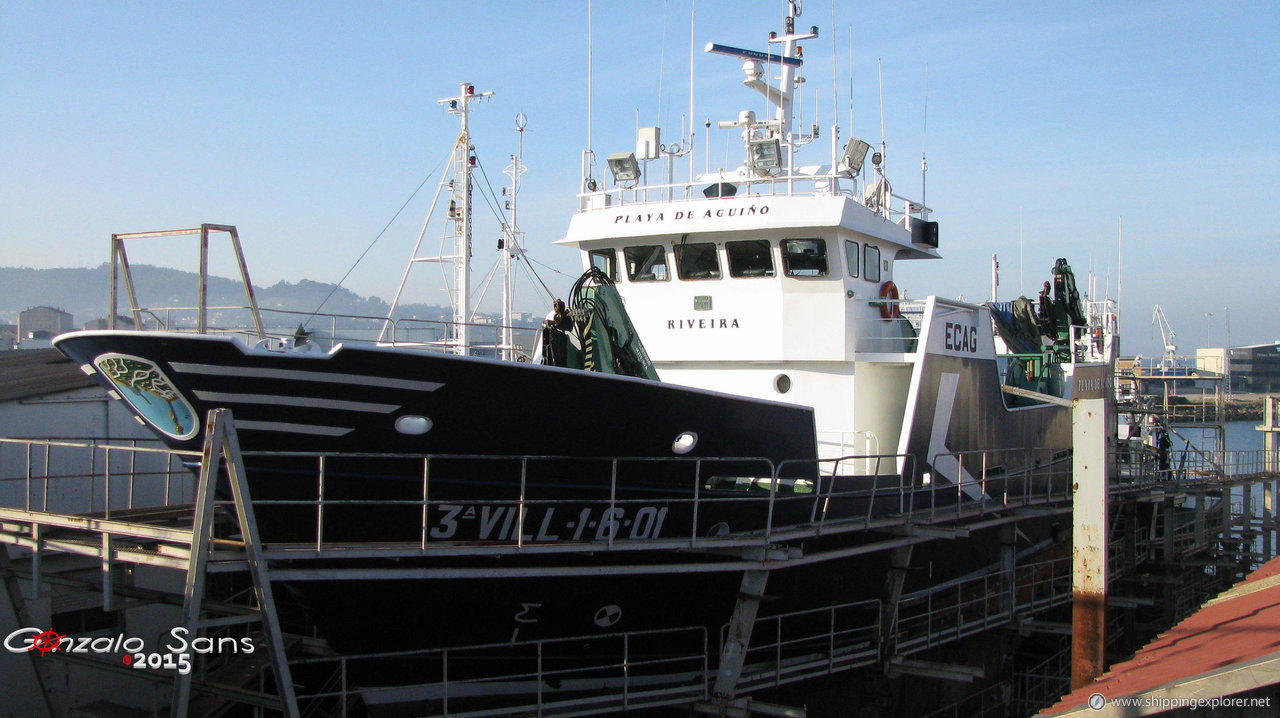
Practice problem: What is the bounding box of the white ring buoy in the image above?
[879,281,901,319]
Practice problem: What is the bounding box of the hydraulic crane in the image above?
[1152,304,1178,370]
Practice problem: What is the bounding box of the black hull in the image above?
[54,331,817,464]
[54,330,1080,709]
[276,517,1064,710]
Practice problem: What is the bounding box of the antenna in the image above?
[830,0,839,172]
[656,2,668,127]
[689,0,697,186]
[1117,216,1124,342]
[877,59,886,177]
[586,1,595,186]
[847,27,854,142]
[921,64,928,217]
[500,112,528,362]
[1019,207,1024,296]
[991,254,999,302]
[704,117,710,176]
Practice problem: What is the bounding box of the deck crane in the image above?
[1152,304,1178,370]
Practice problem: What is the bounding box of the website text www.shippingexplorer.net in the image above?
[1088,693,1272,711]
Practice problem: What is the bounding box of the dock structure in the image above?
[2,407,1279,717]
[1043,556,1280,717]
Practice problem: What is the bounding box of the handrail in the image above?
[894,555,1072,654]
[288,624,710,717]
[107,303,541,356]
[575,170,932,226]
[726,598,882,692]
[4,435,1274,557]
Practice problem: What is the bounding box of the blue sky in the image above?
[3,1,1276,357]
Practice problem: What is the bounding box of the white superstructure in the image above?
[558,1,945,462]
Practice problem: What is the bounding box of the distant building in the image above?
[83,315,137,331]
[1229,342,1280,393]
[17,306,74,340]
[0,324,16,351]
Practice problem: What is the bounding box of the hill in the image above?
[0,264,450,328]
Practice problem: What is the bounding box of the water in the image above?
[1181,420,1267,454]
[1178,420,1277,568]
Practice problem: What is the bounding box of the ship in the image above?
[52,1,1116,711]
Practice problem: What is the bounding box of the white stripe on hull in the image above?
[234,420,354,436]
[169,362,444,393]
[193,390,400,414]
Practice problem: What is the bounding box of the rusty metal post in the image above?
[1071,364,1111,689]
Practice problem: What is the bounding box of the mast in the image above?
[704,0,814,175]
[379,82,491,350]
[501,113,528,362]
[440,82,492,354]
[771,1,804,142]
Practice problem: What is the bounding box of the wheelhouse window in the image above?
[844,240,859,278]
[864,244,881,282]
[589,248,617,281]
[675,242,722,280]
[726,240,775,278]
[624,245,669,281]
[781,239,828,277]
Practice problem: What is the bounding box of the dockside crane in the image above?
[1152,304,1177,370]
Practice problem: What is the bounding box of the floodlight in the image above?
[748,138,781,172]
[842,138,872,174]
[607,152,641,184]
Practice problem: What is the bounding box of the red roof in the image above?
[1043,557,1280,715]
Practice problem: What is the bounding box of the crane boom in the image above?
[1152,304,1177,368]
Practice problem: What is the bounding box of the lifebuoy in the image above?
[879,281,901,319]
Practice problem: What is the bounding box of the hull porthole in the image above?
[395,415,433,435]
[672,431,698,454]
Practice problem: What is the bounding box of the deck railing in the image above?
[102,303,543,358]
[5,434,1272,562]
[288,625,709,718]
[3,436,1077,555]
[575,169,931,229]
[894,555,1073,655]
[726,599,882,693]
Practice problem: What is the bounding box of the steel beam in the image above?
[1000,524,1016,619]
[712,569,769,700]
[887,656,985,682]
[880,544,913,660]
[890,524,971,539]
[1017,619,1074,635]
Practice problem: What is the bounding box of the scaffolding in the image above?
[2,409,1279,717]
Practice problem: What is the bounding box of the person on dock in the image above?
[1157,430,1173,478]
